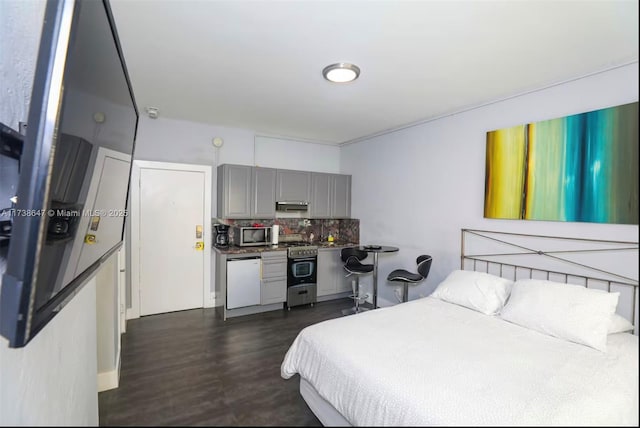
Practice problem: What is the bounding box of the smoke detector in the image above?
[146,107,159,119]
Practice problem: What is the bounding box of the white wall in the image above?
[341,63,639,307]
[0,0,45,130]
[0,1,100,425]
[0,279,99,425]
[96,254,119,390]
[133,116,340,171]
[133,115,255,167]
[254,135,340,173]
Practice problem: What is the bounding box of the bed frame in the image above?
[299,229,639,426]
[461,229,639,329]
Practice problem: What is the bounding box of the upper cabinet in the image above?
[310,173,332,218]
[276,169,311,202]
[218,164,350,219]
[218,164,252,218]
[217,165,277,219]
[310,172,351,218]
[331,174,351,218]
[252,167,277,218]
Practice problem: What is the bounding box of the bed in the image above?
[281,230,639,426]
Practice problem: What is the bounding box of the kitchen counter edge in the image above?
[212,242,359,255]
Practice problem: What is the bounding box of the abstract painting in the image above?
[484,102,638,224]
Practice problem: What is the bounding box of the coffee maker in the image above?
[214,224,230,248]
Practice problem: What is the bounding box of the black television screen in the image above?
[0,0,138,347]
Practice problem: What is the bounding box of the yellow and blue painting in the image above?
[484,102,638,224]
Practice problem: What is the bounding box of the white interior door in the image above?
[62,148,131,286]
[75,154,131,276]
[139,167,206,316]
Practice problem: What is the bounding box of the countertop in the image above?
[212,241,359,255]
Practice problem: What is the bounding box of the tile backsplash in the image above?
[212,218,359,244]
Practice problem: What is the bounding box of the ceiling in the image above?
[110,0,638,145]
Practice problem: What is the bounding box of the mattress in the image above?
[281,297,639,426]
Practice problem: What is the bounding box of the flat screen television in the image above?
[0,0,138,347]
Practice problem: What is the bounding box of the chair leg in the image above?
[403,282,409,303]
[341,277,360,316]
[343,274,371,316]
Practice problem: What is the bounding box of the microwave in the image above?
[233,226,272,247]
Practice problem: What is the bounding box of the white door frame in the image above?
[118,241,127,333]
[128,160,212,320]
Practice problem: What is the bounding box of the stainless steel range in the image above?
[287,245,318,309]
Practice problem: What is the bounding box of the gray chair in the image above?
[387,255,432,302]
[341,248,374,315]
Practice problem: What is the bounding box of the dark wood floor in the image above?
[99,298,355,426]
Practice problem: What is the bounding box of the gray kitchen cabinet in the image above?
[310,173,352,219]
[276,169,311,202]
[217,165,276,219]
[217,164,252,218]
[310,173,332,218]
[261,277,287,305]
[261,251,287,305]
[218,164,349,219]
[331,174,351,218]
[216,253,227,308]
[317,248,351,297]
[251,167,276,218]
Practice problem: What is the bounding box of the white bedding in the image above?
[281,297,639,426]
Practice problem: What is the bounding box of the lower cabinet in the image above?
[317,249,351,297]
[219,248,353,317]
[261,251,287,305]
[261,277,287,305]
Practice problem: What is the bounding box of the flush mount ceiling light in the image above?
[322,62,361,83]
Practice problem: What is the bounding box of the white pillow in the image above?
[430,270,514,315]
[499,279,619,352]
[609,313,634,334]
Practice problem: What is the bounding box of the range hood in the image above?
[276,201,309,212]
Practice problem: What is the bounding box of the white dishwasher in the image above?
[226,256,261,309]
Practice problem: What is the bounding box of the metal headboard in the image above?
[461,229,639,326]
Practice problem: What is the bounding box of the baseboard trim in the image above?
[225,302,283,318]
[97,351,121,392]
[204,294,216,308]
[316,292,350,302]
[125,307,140,320]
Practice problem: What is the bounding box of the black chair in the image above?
[387,255,432,303]
[341,248,374,315]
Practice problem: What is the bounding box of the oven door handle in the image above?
[290,257,316,262]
